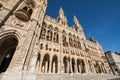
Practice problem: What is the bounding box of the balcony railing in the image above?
[15,9,30,21]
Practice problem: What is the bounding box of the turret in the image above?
[73,16,86,40]
[73,16,83,31]
[57,7,68,26]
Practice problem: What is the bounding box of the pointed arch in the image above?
[40,27,46,39]
[77,59,81,73]
[53,32,59,42]
[63,56,68,73]
[48,24,53,30]
[51,55,58,73]
[81,60,85,73]
[46,30,52,41]
[72,58,75,73]
[41,54,50,73]
[0,35,18,73]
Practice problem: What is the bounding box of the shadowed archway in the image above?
[41,54,50,73]
[51,55,58,73]
[72,58,75,73]
[0,35,18,73]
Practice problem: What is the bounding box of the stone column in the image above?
[36,60,40,72]
[70,59,73,73]
[79,65,81,73]
[38,56,43,73]
[92,64,96,74]
[49,59,52,73]
[53,62,56,73]
[84,59,89,73]
[45,61,48,73]
[67,60,70,73]
[75,61,78,73]
[41,64,44,73]
[58,60,60,73]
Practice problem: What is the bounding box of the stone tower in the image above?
[57,7,68,26]
[0,0,48,80]
[73,16,85,40]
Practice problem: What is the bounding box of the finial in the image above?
[74,15,79,23]
[59,7,64,13]
[73,15,83,30]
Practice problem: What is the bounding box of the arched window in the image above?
[62,35,66,42]
[46,30,52,41]
[41,54,50,73]
[40,27,46,39]
[63,56,68,73]
[40,43,43,49]
[53,32,59,42]
[51,55,58,73]
[28,9,33,15]
[73,39,76,47]
[69,38,73,46]
[78,41,81,48]
[46,44,48,50]
[23,6,28,11]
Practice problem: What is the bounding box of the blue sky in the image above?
[46,0,120,52]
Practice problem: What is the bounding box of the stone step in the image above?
[36,73,120,80]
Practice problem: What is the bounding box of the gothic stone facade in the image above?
[0,0,111,80]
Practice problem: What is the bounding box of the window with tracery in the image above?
[40,43,43,49]
[78,41,81,49]
[53,32,59,42]
[69,38,73,46]
[62,35,66,42]
[40,27,46,39]
[46,30,52,41]
[73,39,77,47]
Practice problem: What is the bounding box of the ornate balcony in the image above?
[15,9,30,21]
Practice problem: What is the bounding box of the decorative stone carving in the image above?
[11,19,25,27]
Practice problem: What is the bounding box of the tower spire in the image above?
[59,7,64,13]
[57,7,68,26]
[73,15,82,31]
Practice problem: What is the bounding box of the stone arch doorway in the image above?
[81,60,85,73]
[41,54,50,73]
[63,56,68,73]
[72,58,75,73]
[0,35,18,73]
[95,62,101,73]
[51,55,58,73]
[77,59,81,73]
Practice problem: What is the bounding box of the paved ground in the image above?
[37,73,120,80]
[1,73,120,80]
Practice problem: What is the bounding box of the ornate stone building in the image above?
[0,0,111,80]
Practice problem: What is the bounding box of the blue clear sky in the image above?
[46,0,120,52]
